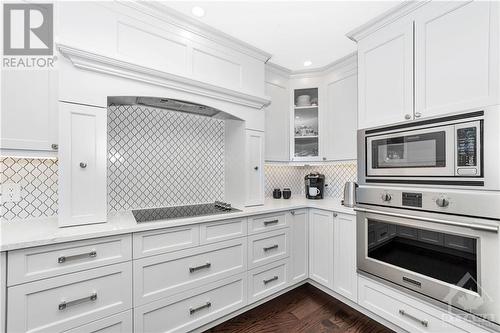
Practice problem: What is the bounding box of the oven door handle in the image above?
[354,207,498,233]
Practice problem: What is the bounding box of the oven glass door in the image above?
[366,126,455,177]
[367,219,478,292]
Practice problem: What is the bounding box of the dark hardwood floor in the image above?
[205,284,394,333]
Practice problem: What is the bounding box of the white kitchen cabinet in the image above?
[245,130,264,206]
[292,87,321,161]
[357,20,414,129]
[414,1,500,118]
[290,209,308,284]
[333,213,357,302]
[63,311,133,333]
[322,73,358,160]
[1,69,58,153]
[308,209,334,289]
[264,78,289,162]
[58,102,107,227]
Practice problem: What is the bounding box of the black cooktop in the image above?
[132,201,240,223]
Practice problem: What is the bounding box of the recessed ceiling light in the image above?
[192,6,205,17]
[303,60,312,67]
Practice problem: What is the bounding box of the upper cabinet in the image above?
[245,130,265,206]
[1,69,58,154]
[292,87,320,161]
[357,20,414,129]
[353,1,500,129]
[414,1,499,117]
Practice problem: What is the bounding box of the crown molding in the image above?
[266,62,292,77]
[346,1,429,42]
[57,43,271,110]
[120,1,272,63]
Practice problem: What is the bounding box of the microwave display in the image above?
[457,127,477,167]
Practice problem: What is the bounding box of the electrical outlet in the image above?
[1,182,21,203]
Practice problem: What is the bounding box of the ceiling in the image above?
[162,1,397,71]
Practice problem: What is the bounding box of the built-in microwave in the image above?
[357,107,500,189]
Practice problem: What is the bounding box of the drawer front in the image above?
[358,276,472,333]
[200,218,247,245]
[134,238,246,306]
[63,310,132,333]
[134,274,247,333]
[248,229,289,269]
[248,212,288,234]
[7,262,132,333]
[8,235,132,285]
[133,225,199,258]
[248,259,288,303]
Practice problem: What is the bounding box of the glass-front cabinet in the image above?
[292,87,320,161]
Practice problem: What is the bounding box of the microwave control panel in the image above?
[402,192,422,208]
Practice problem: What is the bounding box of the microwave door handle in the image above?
[354,207,498,233]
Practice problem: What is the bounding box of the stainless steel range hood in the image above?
[108,96,233,118]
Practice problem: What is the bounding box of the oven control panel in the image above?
[402,192,422,207]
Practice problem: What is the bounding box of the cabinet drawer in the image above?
[200,218,247,245]
[7,262,132,333]
[8,235,132,285]
[134,238,246,306]
[134,274,247,333]
[248,212,288,234]
[63,310,132,333]
[248,229,289,269]
[248,259,288,303]
[358,275,483,333]
[133,225,199,258]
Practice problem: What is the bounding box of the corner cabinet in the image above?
[308,209,334,289]
[291,88,321,161]
[58,102,107,227]
[245,130,264,206]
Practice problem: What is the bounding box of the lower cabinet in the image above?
[247,259,289,303]
[308,209,334,289]
[134,274,247,333]
[63,311,133,333]
[289,209,308,283]
[333,213,357,302]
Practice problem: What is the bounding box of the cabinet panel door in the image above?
[264,81,289,161]
[323,73,357,160]
[358,21,414,129]
[245,130,264,206]
[1,69,58,151]
[58,102,107,226]
[415,1,499,118]
[333,213,357,302]
[308,209,334,289]
[290,209,308,283]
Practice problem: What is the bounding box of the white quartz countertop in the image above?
[0,198,353,251]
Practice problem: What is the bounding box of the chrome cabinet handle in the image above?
[51,144,58,150]
[404,114,412,120]
[263,276,279,284]
[58,250,97,264]
[59,292,97,310]
[189,301,211,315]
[264,219,279,226]
[414,112,422,118]
[79,162,87,168]
[189,262,211,273]
[263,244,278,252]
[354,207,499,233]
[399,309,428,327]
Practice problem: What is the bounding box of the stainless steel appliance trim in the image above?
[354,207,498,233]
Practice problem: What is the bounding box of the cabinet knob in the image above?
[51,144,58,150]
[404,114,412,120]
[322,157,326,161]
[79,162,87,168]
[291,211,295,216]
[254,166,259,171]
[333,212,338,217]
[414,112,422,118]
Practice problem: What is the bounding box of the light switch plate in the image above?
[1,182,21,203]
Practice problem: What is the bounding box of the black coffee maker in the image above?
[305,173,325,199]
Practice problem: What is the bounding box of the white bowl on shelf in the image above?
[296,95,311,106]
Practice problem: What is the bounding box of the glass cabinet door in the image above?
[293,88,319,159]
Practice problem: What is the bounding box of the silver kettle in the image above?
[342,181,358,207]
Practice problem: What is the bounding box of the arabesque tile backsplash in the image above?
[264,161,357,199]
